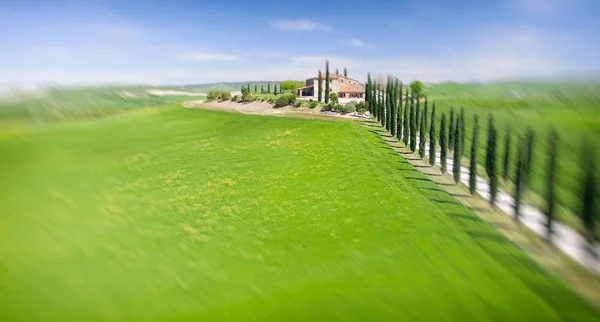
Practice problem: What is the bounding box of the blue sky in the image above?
[1,0,599,86]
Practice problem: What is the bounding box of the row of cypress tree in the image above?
[364,73,598,251]
[242,83,280,95]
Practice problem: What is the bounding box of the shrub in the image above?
[221,92,232,101]
[329,93,339,104]
[337,103,356,114]
[275,95,290,107]
[309,101,319,109]
[293,101,302,108]
[232,95,240,101]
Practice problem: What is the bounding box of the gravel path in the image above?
[413,135,600,274]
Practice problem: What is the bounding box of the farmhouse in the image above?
[297,72,365,100]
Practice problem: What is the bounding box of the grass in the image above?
[0,105,597,320]
[0,87,172,126]
[424,82,600,234]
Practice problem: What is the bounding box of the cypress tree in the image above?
[261,85,264,94]
[415,95,421,139]
[440,112,448,173]
[390,80,396,136]
[344,67,347,77]
[524,129,535,190]
[267,83,271,94]
[453,114,461,183]
[460,107,466,156]
[469,115,479,195]
[336,68,339,75]
[581,140,597,254]
[318,70,323,102]
[485,114,494,177]
[503,127,511,181]
[429,103,436,165]
[410,94,417,152]
[419,109,426,158]
[489,123,498,205]
[449,107,455,151]
[383,78,389,130]
[254,84,257,93]
[379,84,384,124]
[396,81,403,140]
[546,128,558,240]
[378,84,383,123]
[514,141,524,221]
[365,73,371,108]
[372,80,377,118]
[419,97,428,159]
[274,84,278,95]
[325,60,330,104]
[403,90,409,144]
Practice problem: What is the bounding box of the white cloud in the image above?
[271,19,332,32]
[176,52,242,62]
[344,39,366,48]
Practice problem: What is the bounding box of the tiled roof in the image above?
[339,82,365,93]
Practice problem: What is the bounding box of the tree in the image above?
[325,60,330,104]
[440,112,448,173]
[254,84,257,93]
[390,79,396,136]
[267,83,271,94]
[344,67,347,77]
[514,141,524,221]
[449,107,455,151]
[415,95,421,138]
[329,92,338,104]
[419,97,428,159]
[429,103,436,165]
[410,94,417,152]
[372,80,378,118]
[403,90,409,145]
[546,128,559,240]
[486,115,498,205]
[460,107,466,156]
[274,84,278,95]
[410,80,424,97]
[261,85,264,94]
[383,78,389,130]
[469,115,479,195]
[336,68,339,75]
[365,73,370,108]
[581,140,597,255]
[379,83,384,125]
[317,71,323,102]
[503,127,511,181]
[453,114,461,183]
[523,129,535,190]
[485,114,494,177]
[280,80,305,94]
[396,81,403,140]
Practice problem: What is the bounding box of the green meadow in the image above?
[0,105,597,320]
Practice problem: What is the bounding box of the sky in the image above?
[0,0,599,87]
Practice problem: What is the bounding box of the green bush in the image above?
[293,101,302,108]
[329,93,339,104]
[275,96,290,107]
[337,104,356,114]
[274,94,297,108]
[232,95,240,102]
[309,101,319,109]
[221,92,232,101]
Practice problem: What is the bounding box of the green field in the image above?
[425,82,600,233]
[0,105,597,320]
